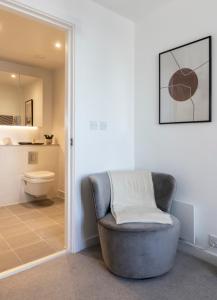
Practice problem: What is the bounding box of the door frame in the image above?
[0,0,76,279]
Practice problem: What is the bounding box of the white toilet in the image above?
[23,171,55,197]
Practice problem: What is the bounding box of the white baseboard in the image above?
[77,235,99,252]
[0,197,38,207]
[179,240,217,267]
[85,235,99,248]
[78,236,217,268]
[0,195,55,207]
[0,200,26,207]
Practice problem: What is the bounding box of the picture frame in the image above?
[159,36,211,124]
[25,99,33,126]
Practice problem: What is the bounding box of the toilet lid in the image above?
[24,171,55,180]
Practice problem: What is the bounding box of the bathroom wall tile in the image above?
[5,232,41,250]
[15,241,54,263]
[0,251,21,272]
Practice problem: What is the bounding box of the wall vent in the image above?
[171,200,195,244]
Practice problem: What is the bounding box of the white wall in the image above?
[52,67,65,193]
[135,0,217,251]
[0,145,59,206]
[13,0,134,251]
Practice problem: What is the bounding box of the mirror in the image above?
[0,70,43,126]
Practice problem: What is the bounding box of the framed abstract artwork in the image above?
[159,36,211,124]
[25,99,33,126]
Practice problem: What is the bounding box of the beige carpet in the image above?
[0,246,217,300]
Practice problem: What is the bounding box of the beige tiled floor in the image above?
[0,198,65,273]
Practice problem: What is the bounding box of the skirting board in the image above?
[82,236,217,268]
[0,197,44,207]
[0,193,60,207]
[86,235,99,247]
[179,240,217,267]
[78,235,99,251]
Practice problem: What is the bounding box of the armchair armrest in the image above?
[152,172,176,213]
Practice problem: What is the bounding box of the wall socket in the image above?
[208,234,217,248]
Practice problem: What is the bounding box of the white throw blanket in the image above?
[108,170,172,225]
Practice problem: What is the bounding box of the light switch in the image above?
[89,121,98,130]
[99,121,107,131]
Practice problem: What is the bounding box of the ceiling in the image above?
[0,8,66,70]
[92,0,172,22]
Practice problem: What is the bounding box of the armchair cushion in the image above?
[99,213,178,232]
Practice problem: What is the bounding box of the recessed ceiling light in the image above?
[54,42,62,49]
[11,74,16,78]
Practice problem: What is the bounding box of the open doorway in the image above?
[0,6,73,274]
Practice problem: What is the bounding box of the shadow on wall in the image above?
[80,177,98,244]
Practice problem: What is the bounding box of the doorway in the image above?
[0,3,74,277]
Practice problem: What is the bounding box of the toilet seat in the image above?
[24,171,55,184]
[24,171,55,180]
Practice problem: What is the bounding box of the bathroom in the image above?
[0,8,67,272]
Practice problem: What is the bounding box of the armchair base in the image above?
[98,214,180,279]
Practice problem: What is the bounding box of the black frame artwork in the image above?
[25,99,33,126]
[159,36,212,124]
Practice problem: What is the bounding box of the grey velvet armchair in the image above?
[89,172,180,279]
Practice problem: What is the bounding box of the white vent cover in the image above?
[171,200,195,244]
